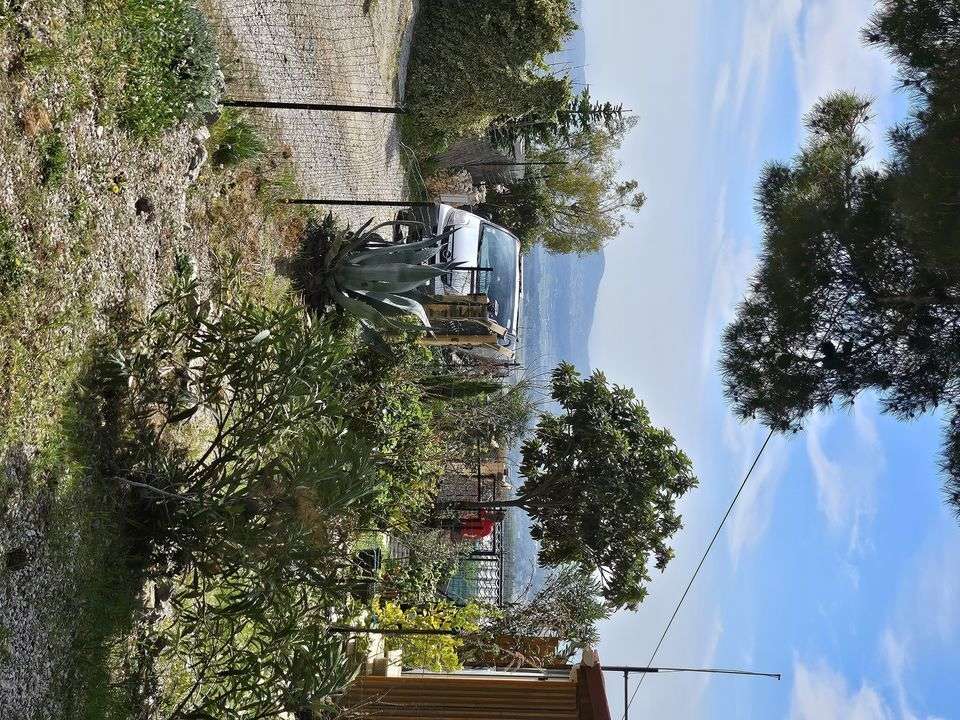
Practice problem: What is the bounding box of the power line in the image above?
[621,428,776,719]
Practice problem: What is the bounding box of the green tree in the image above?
[372,599,489,672]
[863,0,960,284]
[489,87,629,149]
[404,0,577,155]
[719,92,960,516]
[482,123,646,254]
[458,363,697,610]
[492,565,609,660]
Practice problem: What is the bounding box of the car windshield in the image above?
[477,224,519,332]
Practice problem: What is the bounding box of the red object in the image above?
[456,513,496,539]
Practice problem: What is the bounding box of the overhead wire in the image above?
[620,428,776,719]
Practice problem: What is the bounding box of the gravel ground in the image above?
[0,1,419,716]
[0,98,206,720]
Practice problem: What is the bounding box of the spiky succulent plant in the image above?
[322,219,459,328]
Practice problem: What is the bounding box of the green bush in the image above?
[403,0,576,155]
[87,262,381,714]
[159,569,360,719]
[372,598,490,672]
[342,338,442,527]
[38,132,69,187]
[106,258,377,575]
[209,109,265,167]
[112,0,220,137]
[380,529,462,605]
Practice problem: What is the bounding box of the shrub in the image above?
[209,108,265,167]
[342,338,443,528]
[105,258,377,575]
[380,529,462,605]
[159,569,360,719]
[91,261,382,714]
[371,598,490,672]
[403,0,576,155]
[112,0,220,137]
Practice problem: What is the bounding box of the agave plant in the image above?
[322,218,460,328]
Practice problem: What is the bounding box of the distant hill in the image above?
[518,245,604,378]
[518,0,602,380]
[506,0,606,598]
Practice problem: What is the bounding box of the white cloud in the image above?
[881,629,919,720]
[912,533,960,643]
[698,190,759,380]
[804,400,883,554]
[724,415,786,565]
[877,527,960,720]
[789,659,893,720]
[806,413,846,527]
[710,62,731,121]
[731,0,803,120]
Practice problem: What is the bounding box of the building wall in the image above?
[342,674,580,720]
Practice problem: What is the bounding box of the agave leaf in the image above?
[357,219,420,243]
[355,290,432,327]
[351,234,444,266]
[330,288,390,326]
[335,264,443,294]
[358,323,396,357]
[327,218,374,269]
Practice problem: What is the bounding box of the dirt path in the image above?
[205,0,418,227]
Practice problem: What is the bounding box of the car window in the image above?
[477,225,519,332]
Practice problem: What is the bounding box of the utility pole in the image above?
[282,198,434,208]
[221,99,405,114]
[603,665,781,720]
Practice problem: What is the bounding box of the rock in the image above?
[186,144,209,184]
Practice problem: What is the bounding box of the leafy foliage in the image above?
[512,363,697,610]
[489,87,629,149]
[403,0,577,155]
[159,569,360,719]
[864,0,960,286]
[107,259,377,575]
[209,109,266,167]
[494,565,609,659]
[720,89,960,519]
[481,120,645,254]
[379,529,463,605]
[431,377,538,453]
[111,0,221,137]
[87,262,451,714]
[340,338,444,527]
[372,599,489,672]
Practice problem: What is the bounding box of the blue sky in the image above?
[581,1,960,718]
